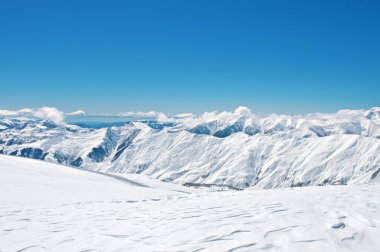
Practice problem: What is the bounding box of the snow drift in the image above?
[1,155,379,251]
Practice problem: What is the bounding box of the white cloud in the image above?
[117,111,160,117]
[156,112,172,122]
[114,108,254,125]
[234,106,252,116]
[117,110,174,122]
[175,113,194,118]
[0,107,65,125]
[0,109,19,116]
[67,110,86,115]
[34,107,65,124]
[18,108,34,114]
[0,106,266,126]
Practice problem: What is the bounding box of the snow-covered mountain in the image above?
[1,107,380,189]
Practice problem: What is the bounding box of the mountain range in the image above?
[1,106,380,189]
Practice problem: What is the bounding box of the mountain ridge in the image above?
[1,107,379,189]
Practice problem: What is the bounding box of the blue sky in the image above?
[1,0,379,114]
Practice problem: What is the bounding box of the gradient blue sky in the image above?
[1,0,379,114]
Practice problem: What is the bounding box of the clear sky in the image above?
[1,0,379,114]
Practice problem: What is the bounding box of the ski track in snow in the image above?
[1,155,380,252]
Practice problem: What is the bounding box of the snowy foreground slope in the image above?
[1,155,380,252]
[1,107,380,189]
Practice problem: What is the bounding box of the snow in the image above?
[1,107,380,189]
[1,155,380,251]
[0,155,181,206]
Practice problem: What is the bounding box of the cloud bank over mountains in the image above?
[0,106,260,125]
[1,106,380,126]
[0,107,65,124]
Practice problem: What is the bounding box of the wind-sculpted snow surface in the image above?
[0,107,380,189]
[1,155,380,252]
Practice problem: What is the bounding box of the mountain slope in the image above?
[1,155,379,251]
[0,155,184,205]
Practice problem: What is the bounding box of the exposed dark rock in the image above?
[309,126,327,137]
[88,146,107,163]
[41,120,57,129]
[214,122,244,138]
[243,126,260,136]
[20,147,46,160]
[144,121,175,130]
[112,130,140,162]
[371,168,380,180]
[9,150,18,156]
[188,124,212,135]
[70,157,83,167]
